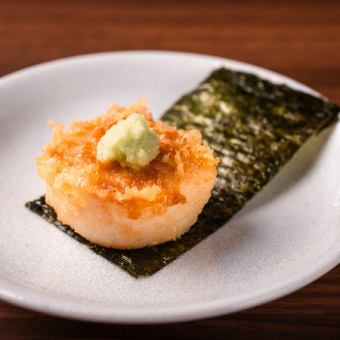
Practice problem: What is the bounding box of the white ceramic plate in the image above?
[0,51,339,324]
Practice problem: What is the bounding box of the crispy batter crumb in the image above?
[37,99,219,218]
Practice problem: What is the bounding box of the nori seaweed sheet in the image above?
[26,68,339,278]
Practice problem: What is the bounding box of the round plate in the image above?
[0,51,339,324]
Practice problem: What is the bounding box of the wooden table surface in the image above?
[0,0,339,338]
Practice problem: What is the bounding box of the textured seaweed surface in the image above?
[26,68,339,278]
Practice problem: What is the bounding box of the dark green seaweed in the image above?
[25,68,339,278]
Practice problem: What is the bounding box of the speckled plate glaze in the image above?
[0,51,339,324]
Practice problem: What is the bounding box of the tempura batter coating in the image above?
[37,99,219,248]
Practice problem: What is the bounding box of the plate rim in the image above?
[0,50,339,324]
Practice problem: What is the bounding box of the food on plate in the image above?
[35,99,219,249]
[96,112,161,168]
[27,67,339,277]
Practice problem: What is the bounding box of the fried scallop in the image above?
[37,99,219,249]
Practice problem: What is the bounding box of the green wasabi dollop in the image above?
[96,113,160,168]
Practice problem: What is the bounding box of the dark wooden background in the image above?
[0,0,339,338]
